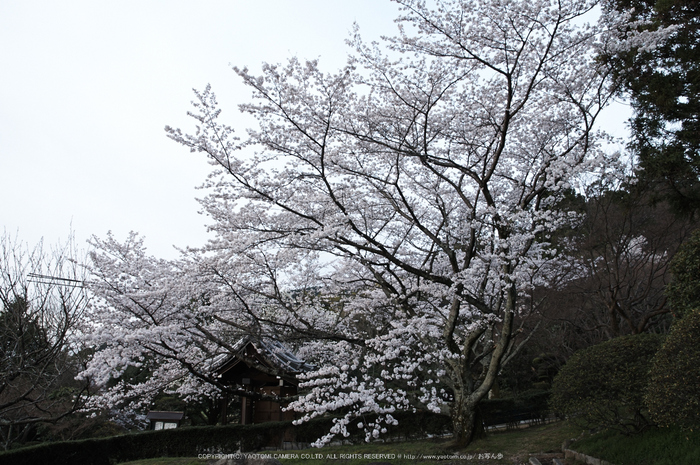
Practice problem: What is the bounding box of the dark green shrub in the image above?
[667,230,700,318]
[0,412,451,465]
[388,410,451,439]
[478,391,550,427]
[550,333,663,434]
[0,422,291,465]
[645,308,700,430]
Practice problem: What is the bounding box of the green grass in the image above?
[464,421,582,459]
[120,420,584,465]
[263,421,583,465]
[120,423,698,465]
[118,459,201,465]
[572,426,700,465]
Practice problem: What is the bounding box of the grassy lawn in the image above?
[121,420,584,464]
[118,460,202,465]
[463,421,583,462]
[572,426,700,465]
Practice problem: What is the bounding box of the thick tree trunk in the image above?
[449,383,489,447]
[450,396,481,448]
[444,278,518,447]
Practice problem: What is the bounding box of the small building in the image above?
[214,338,313,425]
[145,411,185,430]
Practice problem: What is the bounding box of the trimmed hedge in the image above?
[645,308,700,429]
[478,391,550,427]
[550,333,664,434]
[0,422,284,465]
[667,230,700,318]
[0,411,451,465]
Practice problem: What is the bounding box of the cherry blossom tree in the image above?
[83,0,654,446]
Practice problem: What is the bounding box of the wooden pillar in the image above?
[219,392,229,425]
[241,378,253,425]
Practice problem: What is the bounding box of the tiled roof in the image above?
[212,337,315,374]
[145,411,184,421]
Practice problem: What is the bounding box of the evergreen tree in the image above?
[606,0,700,212]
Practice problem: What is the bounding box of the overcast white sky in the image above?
[0,1,631,259]
[0,0,401,258]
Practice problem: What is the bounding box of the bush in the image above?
[550,333,663,434]
[0,411,451,465]
[666,230,700,318]
[0,423,282,465]
[645,308,700,430]
[478,391,550,427]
